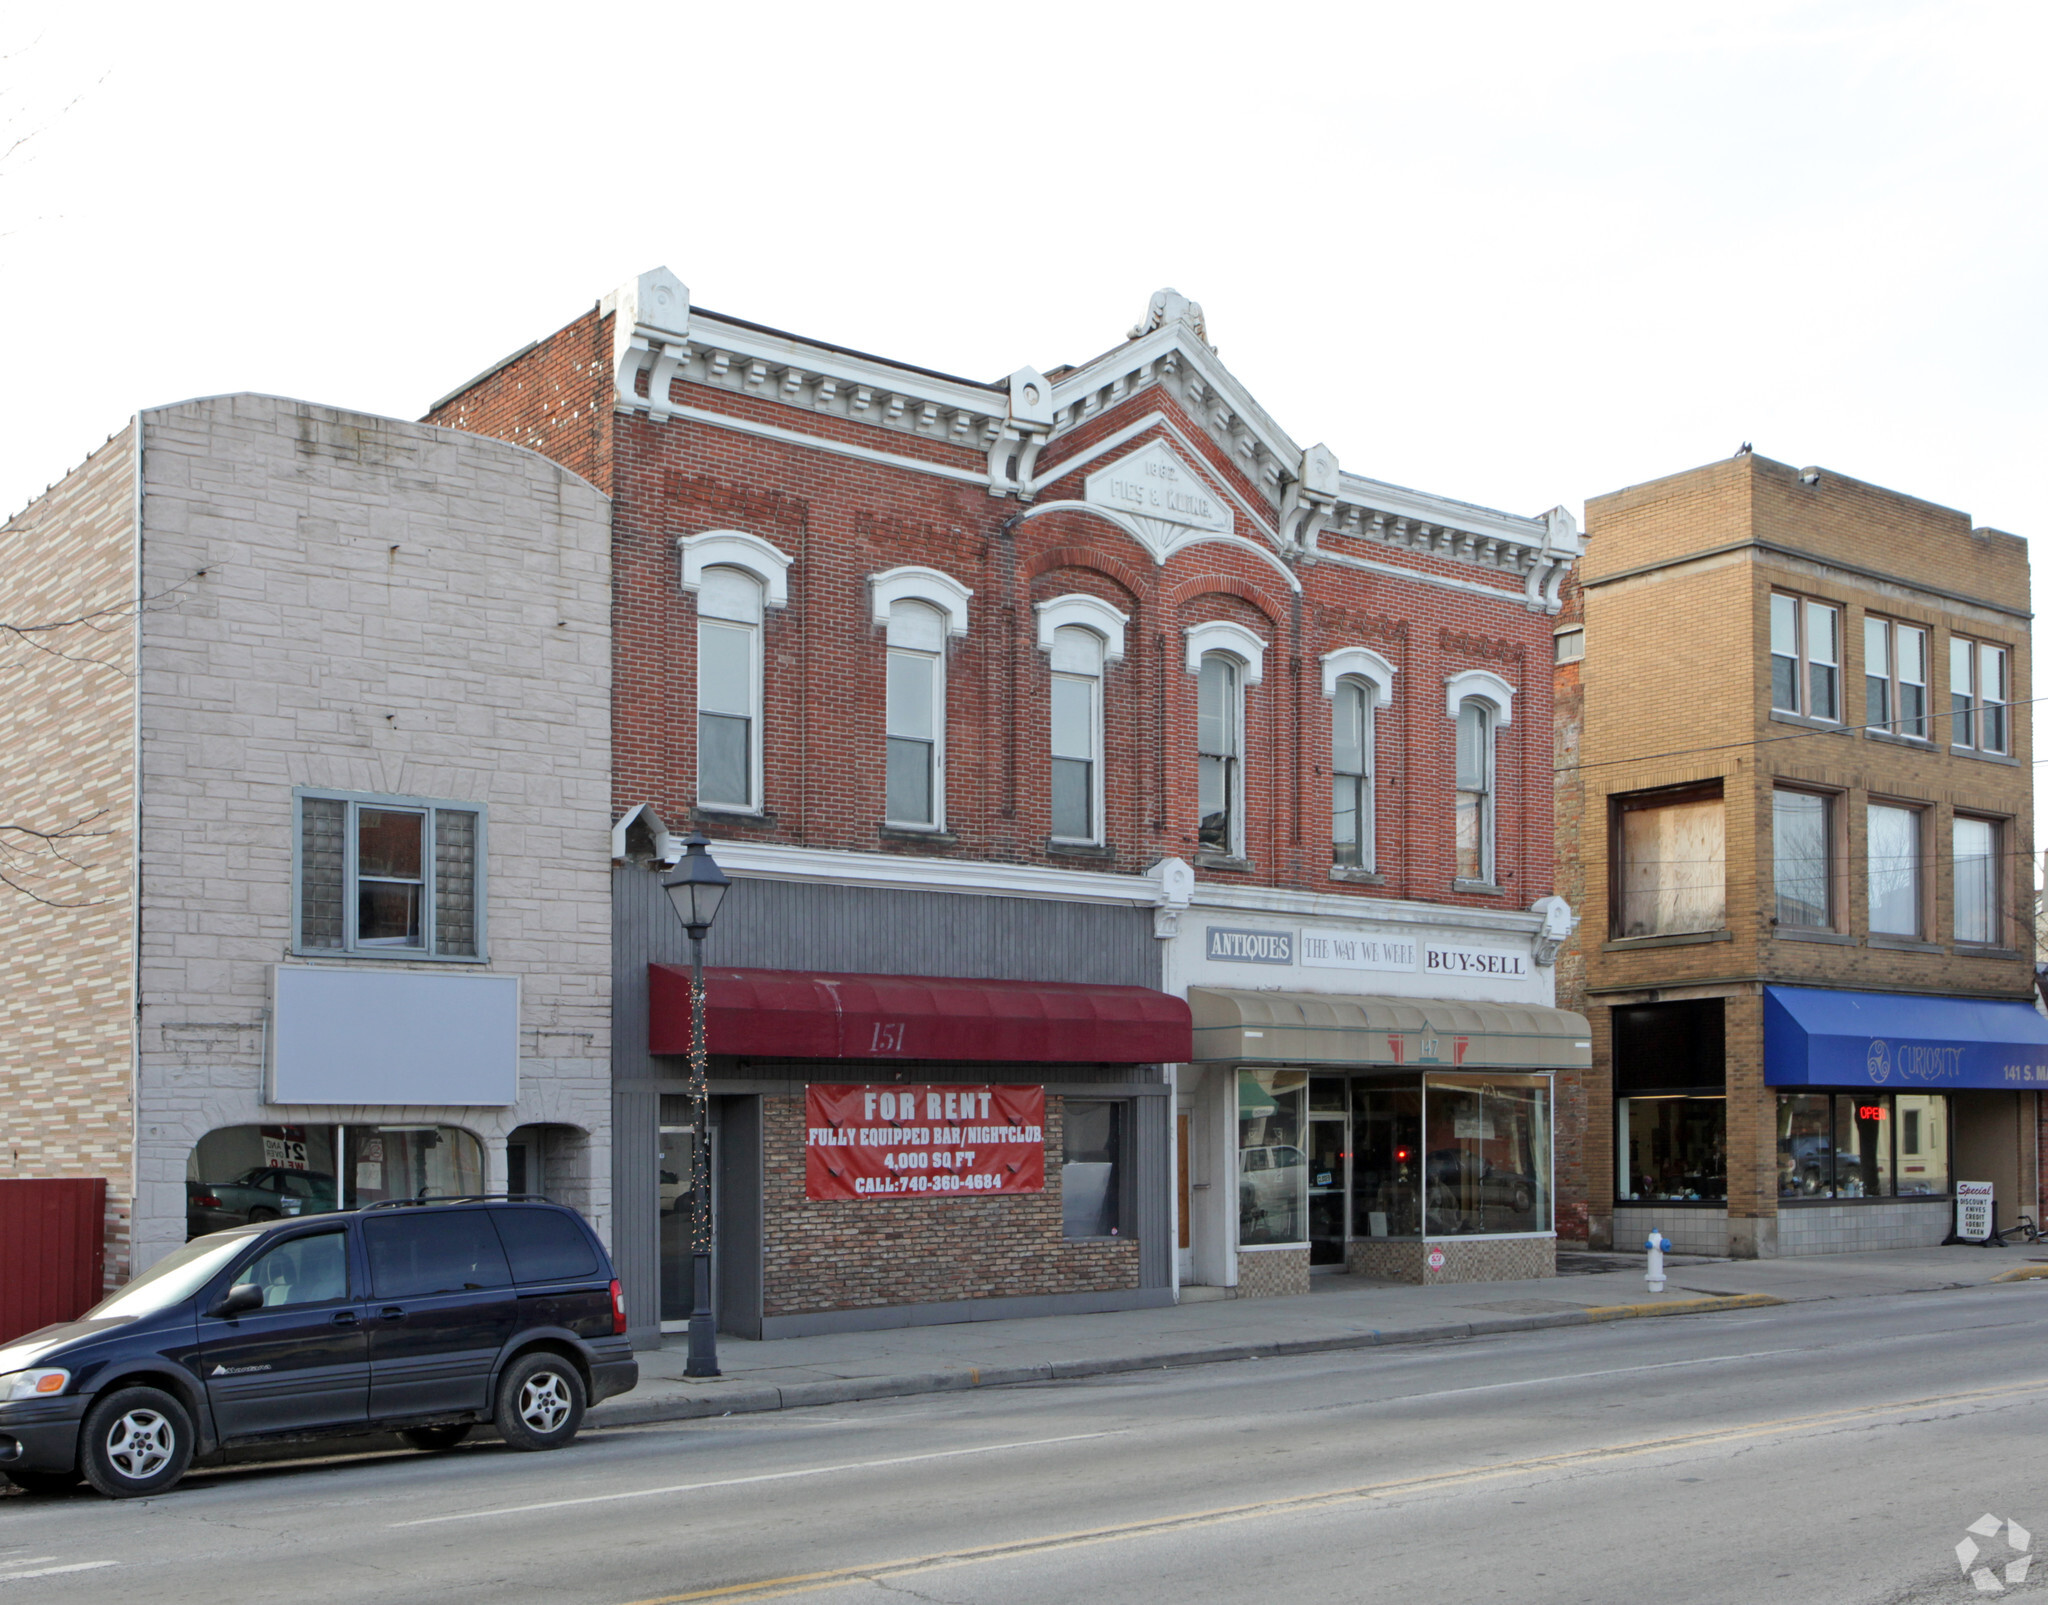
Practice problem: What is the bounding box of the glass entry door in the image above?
[658,1124,717,1327]
[1308,1076,1349,1267]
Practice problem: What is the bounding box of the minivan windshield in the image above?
[85,1231,258,1320]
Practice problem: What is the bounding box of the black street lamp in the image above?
[661,833,731,1378]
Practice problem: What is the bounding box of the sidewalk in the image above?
[588,1242,2048,1427]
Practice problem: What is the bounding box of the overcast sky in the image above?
[4,5,2042,648]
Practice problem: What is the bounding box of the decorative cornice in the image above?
[596,268,1581,607]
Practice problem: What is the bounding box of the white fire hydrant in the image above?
[1646,1229,1671,1294]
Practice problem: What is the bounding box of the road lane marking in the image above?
[0,1562,119,1582]
[391,1433,1113,1528]
[608,1377,2048,1605]
[1377,1346,1807,1405]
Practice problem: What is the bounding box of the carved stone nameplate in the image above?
[1084,441,1232,534]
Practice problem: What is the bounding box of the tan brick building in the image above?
[1555,451,2042,1257]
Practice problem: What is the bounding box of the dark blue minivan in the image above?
[0,1197,637,1498]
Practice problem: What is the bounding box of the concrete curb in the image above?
[586,1293,1787,1429]
[1990,1265,2048,1283]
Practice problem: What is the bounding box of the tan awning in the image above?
[1189,987,1591,1070]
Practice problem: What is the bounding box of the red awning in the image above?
[648,965,1191,1065]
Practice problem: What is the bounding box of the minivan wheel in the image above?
[401,1424,473,1453]
[493,1352,586,1451]
[79,1387,193,1498]
[4,1468,83,1496]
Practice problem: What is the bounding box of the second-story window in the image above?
[1612,782,1725,938]
[296,791,482,959]
[1049,626,1104,843]
[886,600,946,828]
[1953,815,2001,945]
[1773,786,1835,930]
[1454,701,1494,883]
[1950,636,2010,755]
[1332,678,1374,869]
[696,566,763,811]
[1867,802,1923,937]
[1197,653,1242,854]
[1771,594,1840,721]
[1864,617,1928,738]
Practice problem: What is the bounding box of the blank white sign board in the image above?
[271,966,519,1106]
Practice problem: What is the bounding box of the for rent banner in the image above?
[805,1084,1046,1201]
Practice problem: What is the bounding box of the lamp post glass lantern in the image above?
[660,835,730,1377]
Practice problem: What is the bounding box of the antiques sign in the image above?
[805,1084,1046,1201]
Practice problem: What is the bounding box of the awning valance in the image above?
[1764,985,2048,1090]
[649,965,1192,1066]
[1189,987,1590,1070]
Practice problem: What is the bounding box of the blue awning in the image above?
[1763,986,2048,1091]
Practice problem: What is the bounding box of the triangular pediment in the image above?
[1083,439,1234,537]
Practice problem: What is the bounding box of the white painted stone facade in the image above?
[128,395,613,1270]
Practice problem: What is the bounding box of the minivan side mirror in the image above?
[210,1282,264,1319]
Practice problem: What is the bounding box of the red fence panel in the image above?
[0,1179,108,1344]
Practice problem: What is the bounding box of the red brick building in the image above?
[429,271,1589,1343]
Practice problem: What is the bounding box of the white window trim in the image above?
[696,581,766,815]
[1443,668,1515,725]
[1048,634,1107,847]
[1035,593,1129,663]
[1320,646,1396,706]
[678,529,794,609]
[885,605,948,832]
[869,566,972,638]
[1196,650,1248,858]
[1328,674,1377,873]
[1184,620,1267,684]
[291,788,489,962]
[1451,700,1497,885]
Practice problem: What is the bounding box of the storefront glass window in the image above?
[1238,1070,1306,1246]
[1895,1094,1950,1195]
[1775,1093,1943,1199]
[1834,1097,1893,1198]
[1617,1096,1726,1202]
[1350,1083,1422,1239]
[1062,1101,1124,1239]
[184,1124,484,1240]
[1776,1093,1833,1198]
[1421,1075,1550,1235]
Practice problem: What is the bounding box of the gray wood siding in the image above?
[611,865,1171,1336]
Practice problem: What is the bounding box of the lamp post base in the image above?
[685,1247,721,1378]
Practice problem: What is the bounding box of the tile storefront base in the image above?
[1613,1206,1729,1257]
[1235,1246,1311,1298]
[1349,1236,1557,1283]
[1778,1199,1951,1254]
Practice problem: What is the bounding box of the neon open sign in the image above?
[1858,1104,1889,1122]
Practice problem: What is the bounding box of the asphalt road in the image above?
[8,1283,2048,1604]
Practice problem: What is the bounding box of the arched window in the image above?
[1455,700,1494,884]
[1197,653,1243,855]
[1049,626,1105,843]
[886,600,946,828]
[1332,678,1374,870]
[696,565,763,810]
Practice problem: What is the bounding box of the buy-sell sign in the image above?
[805,1084,1045,1201]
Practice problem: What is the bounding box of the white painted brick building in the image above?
[0,395,613,1282]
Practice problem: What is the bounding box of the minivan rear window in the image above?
[364,1210,512,1298]
[490,1207,600,1283]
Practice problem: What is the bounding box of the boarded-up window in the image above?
[1613,784,1726,938]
